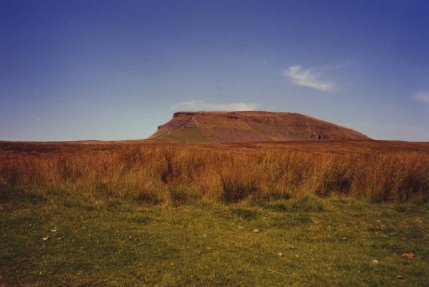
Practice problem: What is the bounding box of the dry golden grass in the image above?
[0,140,428,204]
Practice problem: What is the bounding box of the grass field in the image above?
[1,140,428,204]
[1,194,428,286]
[0,140,428,286]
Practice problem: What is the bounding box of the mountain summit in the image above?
[149,111,370,143]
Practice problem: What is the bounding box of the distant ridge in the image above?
[149,111,369,143]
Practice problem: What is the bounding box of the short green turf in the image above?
[1,195,428,286]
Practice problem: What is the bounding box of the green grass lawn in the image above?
[1,194,428,286]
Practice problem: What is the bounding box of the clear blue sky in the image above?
[1,0,428,141]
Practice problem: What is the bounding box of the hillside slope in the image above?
[149,111,369,142]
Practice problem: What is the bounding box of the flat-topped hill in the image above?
[149,111,370,142]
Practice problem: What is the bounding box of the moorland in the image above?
[1,140,428,286]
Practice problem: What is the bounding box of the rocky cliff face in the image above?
[149,111,370,143]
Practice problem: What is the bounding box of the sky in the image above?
[0,0,428,141]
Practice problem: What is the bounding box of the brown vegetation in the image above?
[0,140,428,204]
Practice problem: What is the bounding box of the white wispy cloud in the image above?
[283,65,334,92]
[415,91,429,105]
[173,100,257,112]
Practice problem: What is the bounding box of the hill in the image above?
[149,111,370,142]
